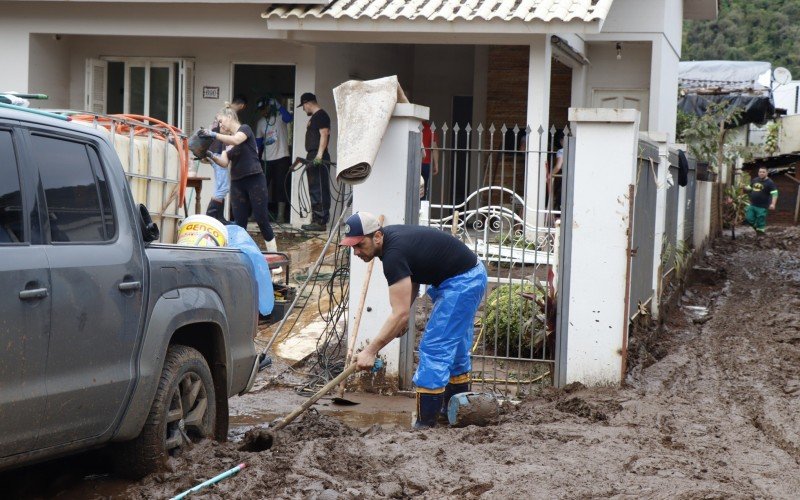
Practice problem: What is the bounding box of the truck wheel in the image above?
[115,345,216,478]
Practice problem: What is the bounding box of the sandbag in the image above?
[333,75,409,185]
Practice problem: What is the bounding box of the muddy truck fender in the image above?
[112,246,259,442]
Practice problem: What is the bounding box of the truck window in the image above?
[31,134,116,243]
[0,130,25,244]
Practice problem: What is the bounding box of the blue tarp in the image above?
[226,225,274,315]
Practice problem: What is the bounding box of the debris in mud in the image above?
[555,397,609,422]
[239,427,274,452]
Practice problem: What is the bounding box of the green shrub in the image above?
[480,284,546,356]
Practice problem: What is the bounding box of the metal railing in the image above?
[416,122,570,396]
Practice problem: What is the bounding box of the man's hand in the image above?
[313,157,323,166]
[205,150,219,162]
[198,127,217,139]
[769,203,776,210]
[355,349,377,371]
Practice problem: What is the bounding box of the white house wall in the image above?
[23,31,316,220]
[584,42,651,128]
[600,0,683,55]
[28,34,71,108]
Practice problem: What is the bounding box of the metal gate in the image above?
[415,122,570,397]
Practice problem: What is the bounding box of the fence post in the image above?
[348,103,428,390]
[650,133,670,320]
[559,108,640,386]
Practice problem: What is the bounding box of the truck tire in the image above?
[115,345,216,478]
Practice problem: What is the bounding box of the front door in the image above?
[592,89,650,131]
[27,131,145,447]
[0,127,50,457]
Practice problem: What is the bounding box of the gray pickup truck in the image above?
[0,104,259,477]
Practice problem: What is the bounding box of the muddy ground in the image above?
[7,226,800,498]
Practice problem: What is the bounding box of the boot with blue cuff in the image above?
[440,373,471,424]
[414,391,444,429]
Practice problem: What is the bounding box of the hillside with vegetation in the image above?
[683,0,800,75]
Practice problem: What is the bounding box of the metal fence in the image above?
[415,122,570,396]
[629,139,697,320]
[630,141,660,319]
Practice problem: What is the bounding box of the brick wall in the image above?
[483,47,572,193]
[486,46,529,134]
[486,47,572,134]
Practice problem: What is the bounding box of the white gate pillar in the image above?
[348,103,428,387]
[558,108,640,386]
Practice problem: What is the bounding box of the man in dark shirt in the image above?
[744,166,778,234]
[299,92,331,232]
[340,212,488,428]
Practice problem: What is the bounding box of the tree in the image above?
[683,0,800,76]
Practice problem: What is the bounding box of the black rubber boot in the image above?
[414,392,444,429]
[439,382,471,424]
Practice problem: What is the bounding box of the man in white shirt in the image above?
[256,97,293,223]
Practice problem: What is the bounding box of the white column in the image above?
[693,179,713,249]
[524,36,552,227]
[649,36,679,140]
[0,27,30,93]
[650,133,669,320]
[290,46,317,227]
[349,103,429,379]
[562,107,640,386]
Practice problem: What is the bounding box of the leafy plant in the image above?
[764,121,780,155]
[661,239,692,280]
[479,283,546,357]
[679,102,743,172]
[723,173,751,236]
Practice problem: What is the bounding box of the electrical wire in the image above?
[291,182,355,396]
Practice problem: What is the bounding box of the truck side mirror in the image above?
[139,204,160,243]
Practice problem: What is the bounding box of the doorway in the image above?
[232,64,296,218]
[450,95,473,207]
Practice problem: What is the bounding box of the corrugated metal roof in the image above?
[264,0,614,23]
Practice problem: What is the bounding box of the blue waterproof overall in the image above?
[412,262,488,391]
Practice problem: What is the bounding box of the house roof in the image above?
[263,0,614,24]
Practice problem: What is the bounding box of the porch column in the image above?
[0,27,30,93]
[289,46,317,228]
[558,108,640,386]
[649,36,679,139]
[524,36,552,226]
[349,103,428,389]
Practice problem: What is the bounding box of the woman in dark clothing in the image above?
[201,105,277,252]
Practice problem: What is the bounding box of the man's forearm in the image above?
[318,131,330,157]
[364,311,409,356]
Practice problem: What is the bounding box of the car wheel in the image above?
[115,345,216,478]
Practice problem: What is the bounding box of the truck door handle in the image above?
[19,288,49,300]
[118,281,142,291]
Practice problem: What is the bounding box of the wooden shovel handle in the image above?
[272,363,359,431]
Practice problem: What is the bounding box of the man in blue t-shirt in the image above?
[340,212,488,428]
[744,166,778,234]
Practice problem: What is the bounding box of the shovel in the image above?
[241,359,383,452]
[332,214,384,406]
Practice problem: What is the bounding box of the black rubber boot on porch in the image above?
[414,392,444,429]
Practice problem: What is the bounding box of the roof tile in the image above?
[264,0,614,23]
